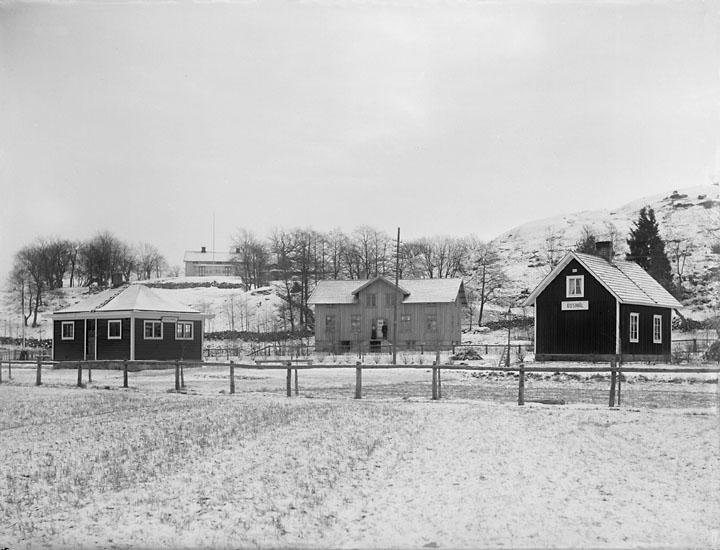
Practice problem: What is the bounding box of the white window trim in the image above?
[653,315,662,344]
[566,275,585,298]
[107,320,122,340]
[144,320,163,340]
[61,321,75,341]
[629,313,639,343]
[175,321,193,340]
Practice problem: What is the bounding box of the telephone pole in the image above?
[392,227,400,365]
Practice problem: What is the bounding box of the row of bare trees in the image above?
[11,232,167,327]
[233,226,510,331]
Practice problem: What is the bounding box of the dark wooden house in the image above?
[308,276,467,353]
[51,284,210,362]
[524,246,683,362]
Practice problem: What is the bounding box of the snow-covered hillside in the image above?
[493,184,720,315]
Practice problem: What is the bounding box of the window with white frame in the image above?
[629,313,639,343]
[566,275,584,297]
[61,321,75,340]
[144,320,163,340]
[108,320,122,340]
[176,322,193,340]
[653,315,662,344]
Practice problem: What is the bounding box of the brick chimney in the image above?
[595,241,614,263]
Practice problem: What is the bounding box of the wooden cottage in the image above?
[51,284,210,362]
[523,245,683,362]
[308,276,467,353]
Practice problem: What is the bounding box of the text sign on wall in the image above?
[161,316,179,323]
[561,301,589,311]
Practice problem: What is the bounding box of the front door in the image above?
[86,325,95,360]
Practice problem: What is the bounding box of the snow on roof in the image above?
[54,284,201,315]
[183,250,237,263]
[308,277,467,305]
[524,252,683,309]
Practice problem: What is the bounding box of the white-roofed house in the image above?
[51,284,211,362]
[184,247,240,277]
[523,242,683,362]
[307,276,467,353]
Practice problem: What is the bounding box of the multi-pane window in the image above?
[176,322,193,340]
[426,314,437,332]
[385,293,396,307]
[61,321,75,340]
[108,320,122,340]
[653,315,662,344]
[350,314,361,333]
[566,275,584,297]
[629,313,639,343]
[365,294,376,307]
[144,320,163,340]
[325,315,336,333]
[400,313,411,331]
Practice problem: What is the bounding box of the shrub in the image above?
[704,341,720,362]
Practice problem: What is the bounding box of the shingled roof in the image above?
[308,277,467,306]
[524,252,683,309]
[53,284,203,316]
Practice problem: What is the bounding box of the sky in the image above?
[1,0,718,281]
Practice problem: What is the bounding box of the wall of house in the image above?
[314,279,462,352]
[619,304,672,359]
[133,319,202,360]
[535,258,616,358]
[53,319,85,361]
[185,262,238,277]
[96,318,131,360]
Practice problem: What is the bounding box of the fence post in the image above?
[0,361,3,384]
[180,361,185,388]
[518,362,525,406]
[438,367,442,399]
[609,360,617,407]
[617,367,622,407]
[77,362,83,387]
[355,362,362,399]
[36,356,42,386]
[432,362,438,400]
[7,360,11,379]
[123,360,128,388]
[286,368,292,397]
[229,361,235,394]
[87,362,92,384]
[174,360,180,391]
[294,368,299,396]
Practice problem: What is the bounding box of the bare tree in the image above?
[542,226,564,272]
[466,239,509,328]
[78,231,135,286]
[233,229,269,289]
[135,243,167,281]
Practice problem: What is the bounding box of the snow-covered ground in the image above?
[1,375,717,549]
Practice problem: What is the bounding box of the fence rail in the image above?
[1,357,717,409]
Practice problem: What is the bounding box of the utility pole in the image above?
[392,227,400,365]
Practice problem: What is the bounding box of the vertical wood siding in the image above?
[133,319,203,361]
[619,304,671,357]
[52,320,85,361]
[95,318,131,360]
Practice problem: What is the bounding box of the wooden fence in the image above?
[1,356,717,409]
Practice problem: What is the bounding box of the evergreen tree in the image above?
[626,207,673,291]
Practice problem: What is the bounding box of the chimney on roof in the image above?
[595,241,614,263]
[201,246,206,253]
[235,247,241,254]
[111,272,125,288]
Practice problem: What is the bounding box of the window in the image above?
[566,275,584,297]
[350,314,361,333]
[108,320,122,340]
[199,265,206,276]
[176,322,193,340]
[224,266,232,276]
[325,315,336,333]
[61,321,75,340]
[426,314,437,332]
[385,293,396,307]
[400,313,411,332]
[144,320,163,340]
[629,313,639,343]
[366,293,376,307]
[653,315,662,344]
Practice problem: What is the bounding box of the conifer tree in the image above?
[626,206,673,291]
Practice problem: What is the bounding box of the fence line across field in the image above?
[1,357,717,408]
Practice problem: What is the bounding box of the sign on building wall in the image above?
[561,301,589,311]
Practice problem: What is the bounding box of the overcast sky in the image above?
[1,0,718,280]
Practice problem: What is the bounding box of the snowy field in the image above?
[1,366,719,549]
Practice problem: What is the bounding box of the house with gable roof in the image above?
[51,284,211,362]
[523,242,683,362]
[308,276,467,353]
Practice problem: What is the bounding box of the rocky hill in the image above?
[492,184,720,317]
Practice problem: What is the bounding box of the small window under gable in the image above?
[566,275,584,298]
[653,315,662,344]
